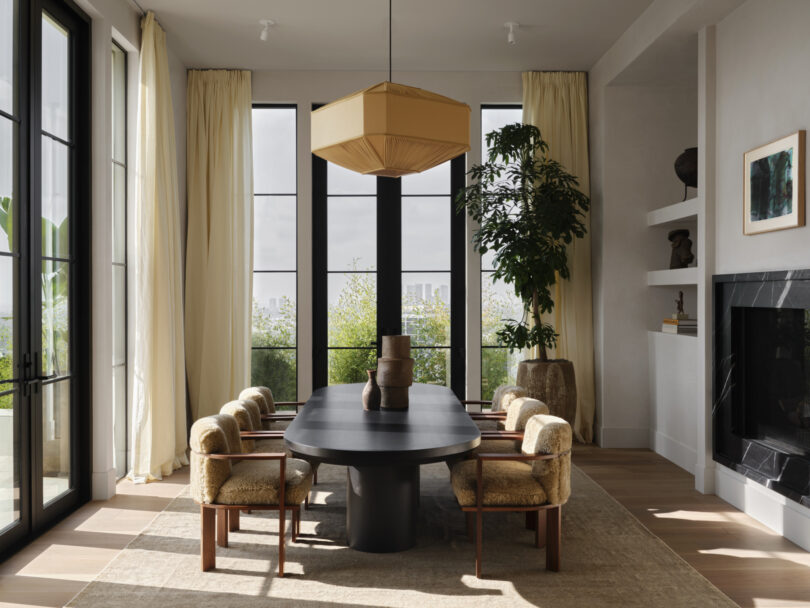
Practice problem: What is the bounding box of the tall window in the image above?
[313,152,466,396]
[480,106,524,400]
[111,41,126,478]
[251,106,297,401]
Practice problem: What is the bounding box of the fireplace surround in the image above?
[714,270,810,508]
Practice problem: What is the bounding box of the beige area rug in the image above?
[68,462,736,608]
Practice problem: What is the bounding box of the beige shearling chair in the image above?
[190,413,313,575]
[450,413,572,578]
[462,384,529,431]
[474,397,549,455]
[222,399,319,489]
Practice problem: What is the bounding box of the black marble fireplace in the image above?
[714,270,810,508]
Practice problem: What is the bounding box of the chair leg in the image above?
[278,506,286,578]
[546,505,561,571]
[291,508,299,542]
[201,506,216,571]
[475,509,483,578]
[304,494,309,510]
[313,468,318,485]
[229,509,240,532]
[525,511,536,530]
[465,511,474,539]
[216,509,229,547]
[535,509,547,548]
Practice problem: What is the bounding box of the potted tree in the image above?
[456,123,589,424]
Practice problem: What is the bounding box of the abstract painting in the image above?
[744,130,805,235]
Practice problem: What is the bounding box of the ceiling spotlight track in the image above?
[505,21,519,45]
[259,18,275,42]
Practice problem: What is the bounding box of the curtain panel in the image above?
[130,12,188,482]
[522,71,596,443]
[185,70,253,420]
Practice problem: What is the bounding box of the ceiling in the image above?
[137,0,655,72]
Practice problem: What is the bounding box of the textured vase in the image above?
[516,359,577,428]
[362,369,381,411]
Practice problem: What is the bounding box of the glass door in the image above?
[0,0,90,559]
[0,0,24,551]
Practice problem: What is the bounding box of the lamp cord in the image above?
[388,0,392,82]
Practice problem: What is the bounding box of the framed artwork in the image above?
[743,130,805,235]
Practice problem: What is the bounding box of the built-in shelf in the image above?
[647,266,700,286]
[647,196,700,227]
[649,330,699,339]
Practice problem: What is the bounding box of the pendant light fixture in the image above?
[311,0,471,178]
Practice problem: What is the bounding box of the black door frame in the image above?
[312,150,466,398]
[0,0,92,561]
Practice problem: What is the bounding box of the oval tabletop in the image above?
[284,383,481,466]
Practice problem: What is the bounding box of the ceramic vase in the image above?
[362,369,381,411]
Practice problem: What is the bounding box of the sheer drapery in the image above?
[185,70,253,420]
[522,71,595,443]
[130,12,188,482]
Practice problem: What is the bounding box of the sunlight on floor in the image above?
[699,547,810,568]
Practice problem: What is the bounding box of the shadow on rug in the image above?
[67,463,736,608]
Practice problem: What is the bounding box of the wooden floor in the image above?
[575,445,810,608]
[0,447,808,607]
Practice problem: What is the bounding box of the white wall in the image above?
[715,0,810,274]
[252,69,522,401]
[75,0,188,498]
[711,0,810,550]
[594,82,697,448]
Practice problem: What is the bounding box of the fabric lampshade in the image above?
[312,81,471,178]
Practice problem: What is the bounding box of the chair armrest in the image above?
[480,431,523,441]
[240,430,285,439]
[476,450,571,462]
[468,412,506,420]
[275,401,305,413]
[196,451,287,461]
[262,414,297,421]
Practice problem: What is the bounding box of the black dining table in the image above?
[284,382,481,552]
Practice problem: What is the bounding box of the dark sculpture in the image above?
[674,147,698,201]
[668,229,694,269]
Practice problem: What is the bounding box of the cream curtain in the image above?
[130,12,188,482]
[522,71,595,443]
[185,70,253,420]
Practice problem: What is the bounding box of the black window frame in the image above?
[250,103,299,402]
[0,0,92,562]
[480,104,523,400]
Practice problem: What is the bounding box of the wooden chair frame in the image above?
[459,449,571,578]
[194,450,304,576]
[261,400,306,422]
[461,400,507,420]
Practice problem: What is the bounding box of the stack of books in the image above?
[661,318,697,335]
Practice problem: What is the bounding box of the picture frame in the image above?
[743,130,805,235]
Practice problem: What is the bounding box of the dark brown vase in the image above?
[362,369,381,411]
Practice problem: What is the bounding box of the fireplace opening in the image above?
[738,307,810,457]
[714,271,810,508]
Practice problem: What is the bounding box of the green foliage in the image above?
[406,287,450,386]
[328,272,378,384]
[251,296,297,402]
[0,196,12,250]
[456,123,590,360]
[327,273,452,385]
[0,322,12,409]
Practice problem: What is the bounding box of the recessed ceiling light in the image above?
[259,19,275,42]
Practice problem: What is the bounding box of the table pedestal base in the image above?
[346,465,418,552]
